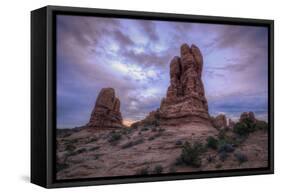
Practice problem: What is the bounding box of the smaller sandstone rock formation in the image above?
[211,114,227,129]
[240,112,256,123]
[87,88,124,129]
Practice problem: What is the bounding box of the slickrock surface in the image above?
[87,88,123,129]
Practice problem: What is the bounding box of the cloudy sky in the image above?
[56,15,268,128]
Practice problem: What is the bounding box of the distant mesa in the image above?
[87,88,124,129]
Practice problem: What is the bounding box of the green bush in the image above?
[121,127,133,135]
[68,148,87,156]
[233,122,249,136]
[153,165,163,174]
[176,141,205,167]
[141,127,150,131]
[89,146,100,152]
[137,167,149,175]
[56,163,69,172]
[218,143,235,153]
[206,136,218,149]
[255,120,268,131]
[158,128,166,132]
[65,144,76,152]
[215,164,222,169]
[219,151,228,161]
[175,139,183,146]
[75,148,87,154]
[108,131,122,143]
[218,130,227,140]
[234,152,248,164]
[234,117,268,136]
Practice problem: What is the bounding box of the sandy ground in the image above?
[56,123,268,180]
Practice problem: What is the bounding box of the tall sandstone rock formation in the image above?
[158,43,210,125]
[88,88,124,129]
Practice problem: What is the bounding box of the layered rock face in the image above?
[88,88,123,129]
[158,43,210,125]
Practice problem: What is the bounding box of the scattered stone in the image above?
[234,152,248,164]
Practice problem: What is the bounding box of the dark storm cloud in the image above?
[136,20,159,41]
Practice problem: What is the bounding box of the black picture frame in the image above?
[31,5,274,188]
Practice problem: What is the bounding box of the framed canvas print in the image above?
[31,5,274,188]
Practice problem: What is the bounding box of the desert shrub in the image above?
[223,127,230,131]
[148,133,162,141]
[153,165,163,174]
[65,144,76,152]
[148,136,154,141]
[121,138,144,149]
[175,139,183,146]
[154,120,160,127]
[233,122,249,136]
[218,143,235,153]
[137,167,149,175]
[255,120,268,131]
[108,131,122,143]
[206,136,218,149]
[215,164,222,169]
[218,130,227,140]
[152,128,157,132]
[121,127,133,135]
[219,151,228,161]
[65,138,78,145]
[68,148,87,156]
[234,118,257,136]
[207,155,214,163]
[146,120,160,127]
[176,141,205,167]
[169,166,176,173]
[141,127,150,131]
[158,128,166,132]
[234,152,248,164]
[89,146,100,152]
[56,163,69,172]
[75,148,87,154]
[130,122,139,129]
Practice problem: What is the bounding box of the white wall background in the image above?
[0,0,279,193]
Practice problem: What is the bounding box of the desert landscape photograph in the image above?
[56,15,269,180]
